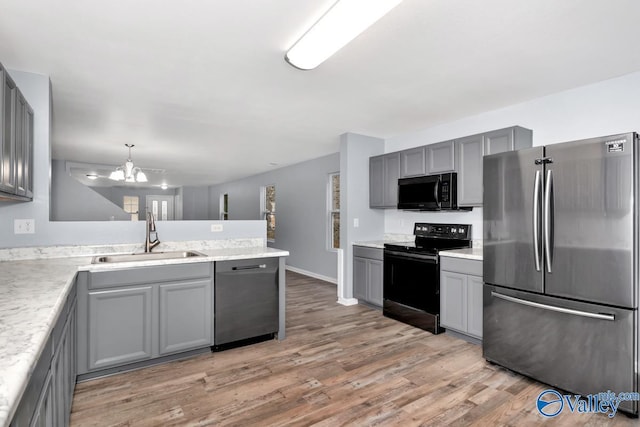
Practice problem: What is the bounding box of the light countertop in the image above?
[353,241,386,249]
[439,246,483,261]
[0,245,288,427]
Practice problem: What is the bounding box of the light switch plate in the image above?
[353,218,359,228]
[14,219,35,234]
[211,224,223,232]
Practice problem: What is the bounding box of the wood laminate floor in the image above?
[70,272,637,426]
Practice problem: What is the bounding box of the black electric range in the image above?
[383,223,472,334]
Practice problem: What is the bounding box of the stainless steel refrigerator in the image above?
[483,132,639,416]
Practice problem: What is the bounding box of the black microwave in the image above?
[397,172,461,210]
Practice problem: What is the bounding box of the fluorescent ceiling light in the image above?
[285,0,403,70]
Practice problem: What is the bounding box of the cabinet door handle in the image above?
[232,264,267,271]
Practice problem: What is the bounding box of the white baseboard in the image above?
[337,298,359,306]
[285,265,337,284]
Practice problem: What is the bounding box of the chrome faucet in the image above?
[145,212,160,252]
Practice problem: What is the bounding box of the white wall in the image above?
[384,71,640,238]
[0,70,266,248]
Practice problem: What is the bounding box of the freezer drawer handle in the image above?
[491,292,615,321]
[232,264,267,271]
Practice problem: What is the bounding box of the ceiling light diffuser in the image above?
[285,0,403,70]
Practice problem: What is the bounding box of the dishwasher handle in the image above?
[231,264,267,271]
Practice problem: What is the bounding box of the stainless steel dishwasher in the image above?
[214,257,279,346]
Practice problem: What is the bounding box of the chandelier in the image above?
[109,144,148,183]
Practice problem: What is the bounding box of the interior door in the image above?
[483,147,544,293]
[544,134,636,308]
[146,195,175,221]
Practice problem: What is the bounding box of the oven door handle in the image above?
[384,251,438,263]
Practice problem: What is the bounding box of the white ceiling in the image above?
[2,0,640,186]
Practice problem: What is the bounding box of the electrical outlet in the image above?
[353,218,359,228]
[211,224,223,232]
[14,219,35,234]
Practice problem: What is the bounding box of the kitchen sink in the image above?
[92,250,206,264]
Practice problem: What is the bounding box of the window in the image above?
[123,195,139,221]
[262,184,276,241]
[329,173,340,249]
[220,193,228,220]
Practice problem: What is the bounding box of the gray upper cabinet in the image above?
[400,141,455,177]
[400,147,426,177]
[369,155,384,207]
[456,134,484,206]
[484,126,532,155]
[14,91,26,197]
[427,140,455,173]
[370,152,400,208]
[0,62,33,202]
[370,125,531,209]
[457,126,532,207]
[1,67,16,196]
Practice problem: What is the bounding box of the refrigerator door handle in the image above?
[491,292,616,321]
[544,169,554,273]
[533,170,541,272]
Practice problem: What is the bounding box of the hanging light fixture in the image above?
[285,0,403,70]
[109,144,148,183]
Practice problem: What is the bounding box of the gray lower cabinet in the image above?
[77,262,214,376]
[88,286,154,370]
[370,152,400,208]
[353,246,383,307]
[159,279,212,355]
[11,283,77,427]
[440,256,483,340]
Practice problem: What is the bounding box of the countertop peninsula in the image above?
[0,244,289,427]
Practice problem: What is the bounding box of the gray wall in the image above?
[50,159,129,221]
[0,70,266,248]
[208,153,340,280]
[339,133,385,300]
[182,186,211,220]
